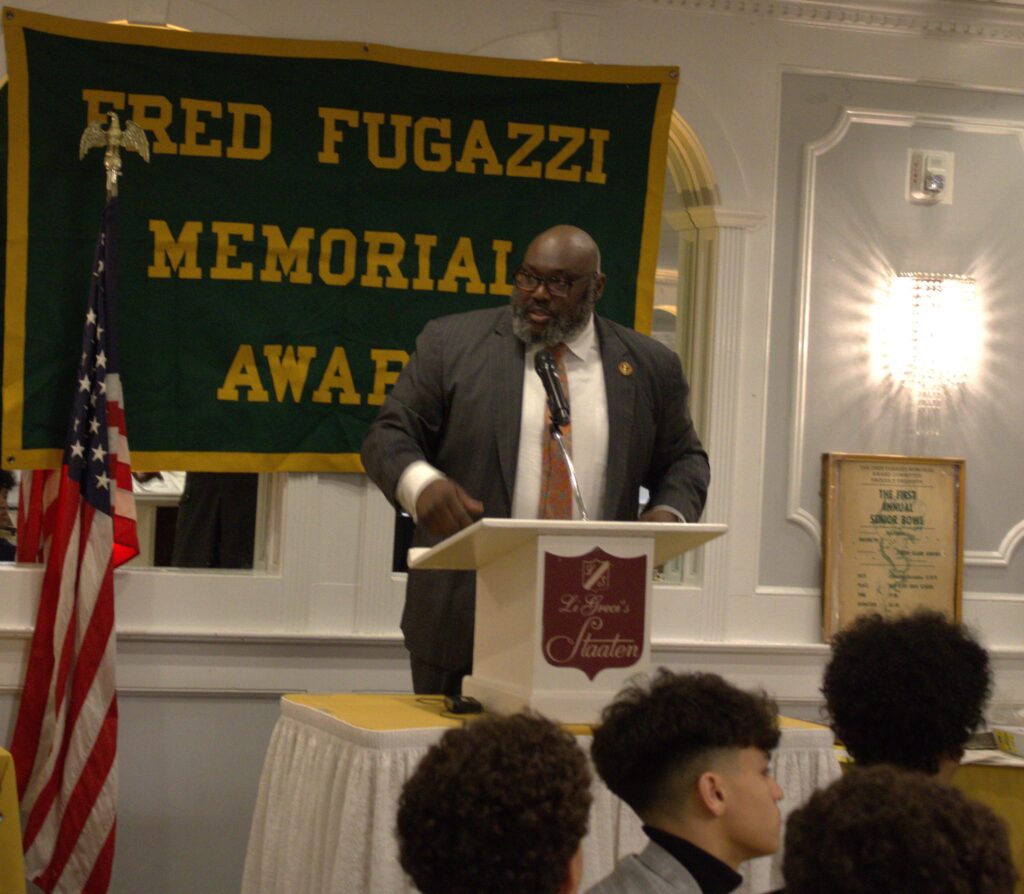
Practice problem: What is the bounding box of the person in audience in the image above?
[782,764,1017,894]
[0,470,15,561]
[823,610,991,780]
[396,711,592,894]
[171,471,258,568]
[588,670,783,893]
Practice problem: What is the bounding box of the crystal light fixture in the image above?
[871,273,981,435]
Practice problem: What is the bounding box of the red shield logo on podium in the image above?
[541,547,646,681]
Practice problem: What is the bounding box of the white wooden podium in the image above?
[408,519,726,724]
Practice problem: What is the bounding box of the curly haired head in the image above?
[824,611,991,774]
[396,712,592,894]
[591,670,779,816]
[784,765,1017,894]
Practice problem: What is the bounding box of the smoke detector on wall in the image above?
[908,149,954,205]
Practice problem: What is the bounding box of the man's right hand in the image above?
[415,478,484,538]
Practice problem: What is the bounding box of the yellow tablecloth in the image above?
[287,692,824,734]
[838,749,1024,894]
[954,762,1024,894]
[0,748,27,894]
[241,694,840,894]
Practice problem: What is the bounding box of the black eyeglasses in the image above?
[513,268,592,298]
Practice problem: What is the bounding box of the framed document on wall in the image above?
[821,453,965,639]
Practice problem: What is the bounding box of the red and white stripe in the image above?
[17,470,58,564]
[11,374,137,894]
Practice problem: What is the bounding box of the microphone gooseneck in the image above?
[534,349,571,428]
[533,348,589,520]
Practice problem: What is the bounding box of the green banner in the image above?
[2,8,676,471]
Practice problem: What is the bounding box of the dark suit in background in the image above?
[171,472,258,568]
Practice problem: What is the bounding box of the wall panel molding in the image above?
[354,481,406,635]
[628,0,1024,46]
[787,106,1024,564]
[696,223,748,639]
[965,519,1024,567]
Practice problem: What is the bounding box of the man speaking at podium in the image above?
[362,225,709,695]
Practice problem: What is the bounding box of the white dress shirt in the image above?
[396,315,608,521]
[511,317,607,520]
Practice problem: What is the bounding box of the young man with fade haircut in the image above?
[781,764,1017,894]
[823,609,991,780]
[588,670,783,894]
[396,711,592,894]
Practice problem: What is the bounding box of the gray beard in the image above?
[510,282,599,346]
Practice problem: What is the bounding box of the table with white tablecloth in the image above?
[242,694,840,894]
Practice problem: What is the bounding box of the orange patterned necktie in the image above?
[538,343,573,519]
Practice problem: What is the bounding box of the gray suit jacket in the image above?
[586,841,703,894]
[361,306,710,670]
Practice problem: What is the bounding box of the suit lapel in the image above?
[493,311,525,505]
[597,316,635,519]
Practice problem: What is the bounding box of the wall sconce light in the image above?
[871,273,981,431]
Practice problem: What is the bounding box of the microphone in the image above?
[535,350,570,428]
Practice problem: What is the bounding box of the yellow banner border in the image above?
[14,447,366,473]
[634,72,676,335]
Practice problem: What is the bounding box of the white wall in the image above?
[763,72,1024,637]
[4,1,1024,890]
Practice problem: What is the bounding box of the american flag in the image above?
[10,197,138,893]
[16,470,54,564]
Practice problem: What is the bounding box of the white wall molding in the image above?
[0,630,412,694]
[654,208,759,640]
[785,106,860,548]
[126,0,170,26]
[653,639,830,656]
[469,10,602,61]
[965,590,1024,604]
[751,585,1024,604]
[965,519,1024,567]
[687,206,767,231]
[1,628,1021,715]
[0,629,839,703]
[354,481,406,635]
[652,639,833,704]
[695,223,748,639]
[754,585,822,599]
[276,473,323,632]
[627,0,1024,46]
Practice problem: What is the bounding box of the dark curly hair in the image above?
[396,712,592,894]
[591,670,779,816]
[783,765,1017,894]
[823,611,991,774]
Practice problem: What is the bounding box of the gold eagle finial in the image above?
[79,111,150,197]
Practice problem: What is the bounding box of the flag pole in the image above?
[9,112,148,894]
[16,112,150,561]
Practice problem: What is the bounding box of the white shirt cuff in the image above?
[649,504,687,522]
[396,462,445,521]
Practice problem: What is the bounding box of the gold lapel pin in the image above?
[618,361,634,376]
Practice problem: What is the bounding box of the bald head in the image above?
[525,225,602,277]
[510,225,606,346]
